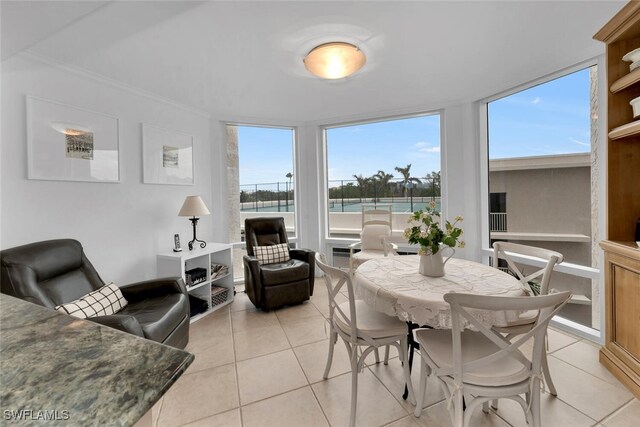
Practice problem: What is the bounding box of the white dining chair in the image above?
[413,291,571,427]
[349,204,396,277]
[315,253,415,427]
[491,241,564,397]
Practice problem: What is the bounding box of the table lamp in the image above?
[178,196,210,250]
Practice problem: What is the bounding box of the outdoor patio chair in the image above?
[413,291,571,427]
[316,252,415,427]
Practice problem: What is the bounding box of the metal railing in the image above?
[240,182,295,212]
[240,176,441,213]
[490,212,507,232]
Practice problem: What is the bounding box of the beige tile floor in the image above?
[154,286,639,427]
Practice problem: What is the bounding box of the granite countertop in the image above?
[0,294,193,426]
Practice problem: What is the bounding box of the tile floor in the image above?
[153,286,639,427]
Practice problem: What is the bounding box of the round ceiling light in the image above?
[303,42,366,79]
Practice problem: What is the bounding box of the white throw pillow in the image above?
[254,243,291,265]
[360,224,391,251]
[55,282,128,319]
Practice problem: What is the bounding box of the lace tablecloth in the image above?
[354,255,528,329]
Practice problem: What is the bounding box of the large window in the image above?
[226,124,295,282]
[487,66,599,330]
[324,114,441,239]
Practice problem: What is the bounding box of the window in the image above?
[487,66,599,330]
[226,124,296,282]
[324,114,441,240]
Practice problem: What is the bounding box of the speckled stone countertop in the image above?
[0,294,194,426]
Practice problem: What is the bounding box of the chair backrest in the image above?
[0,239,105,308]
[492,242,564,296]
[245,217,290,257]
[315,253,359,343]
[360,224,392,251]
[361,203,392,228]
[444,291,571,386]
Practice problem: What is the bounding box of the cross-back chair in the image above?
[315,253,415,427]
[491,241,564,398]
[413,291,571,427]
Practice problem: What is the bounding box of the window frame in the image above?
[226,121,300,241]
[478,56,606,342]
[318,110,444,265]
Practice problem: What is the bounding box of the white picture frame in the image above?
[142,123,194,185]
[26,96,120,183]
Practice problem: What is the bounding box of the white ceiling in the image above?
[1,1,624,122]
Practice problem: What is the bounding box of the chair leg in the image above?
[384,345,390,365]
[345,342,359,427]
[491,399,499,410]
[414,356,427,417]
[400,337,416,405]
[323,328,337,380]
[531,379,542,427]
[542,351,557,396]
[374,348,380,364]
[453,386,464,427]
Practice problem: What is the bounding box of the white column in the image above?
[441,102,483,262]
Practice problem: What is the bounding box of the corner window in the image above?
[487,66,599,330]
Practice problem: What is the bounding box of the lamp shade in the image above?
[303,42,366,79]
[178,196,210,217]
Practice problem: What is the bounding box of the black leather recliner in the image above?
[243,217,315,311]
[0,239,190,349]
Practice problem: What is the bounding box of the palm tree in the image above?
[394,164,422,197]
[424,171,441,199]
[374,170,394,197]
[353,174,370,202]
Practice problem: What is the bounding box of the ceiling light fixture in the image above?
[303,42,366,79]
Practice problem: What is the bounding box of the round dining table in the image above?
[353,255,528,329]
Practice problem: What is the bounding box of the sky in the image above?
[237,67,591,187]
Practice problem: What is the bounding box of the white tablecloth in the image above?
[354,255,528,329]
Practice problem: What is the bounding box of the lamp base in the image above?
[188,217,207,251]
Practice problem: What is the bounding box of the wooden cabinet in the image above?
[157,243,234,323]
[594,1,640,400]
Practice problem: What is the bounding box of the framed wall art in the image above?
[27,96,120,183]
[142,123,194,185]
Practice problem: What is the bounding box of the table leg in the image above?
[402,322,421,400]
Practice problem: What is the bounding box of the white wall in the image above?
[1,55,215,284]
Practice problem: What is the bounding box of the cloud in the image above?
[531,97,541,105]
[411,141,441,157]
[568,137,589,147]
[419,146,441,153]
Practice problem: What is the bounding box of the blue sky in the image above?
[237,67,591,186]
[489,67,591,159]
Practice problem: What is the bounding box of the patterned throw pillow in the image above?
[254,243,290,265]
[55,282,128,319]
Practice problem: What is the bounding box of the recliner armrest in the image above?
[289,249,315,296]
[119,277,187,302]
[89,314,145,337]
[243,255,261,281]
[243,255,262,305]
[289,248,314,264]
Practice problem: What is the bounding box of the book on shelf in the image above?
[211,263,229,279]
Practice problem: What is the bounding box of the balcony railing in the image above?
[240,177,441,213]
[490,212,507,232]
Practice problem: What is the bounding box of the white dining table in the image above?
[353,255,529,329]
